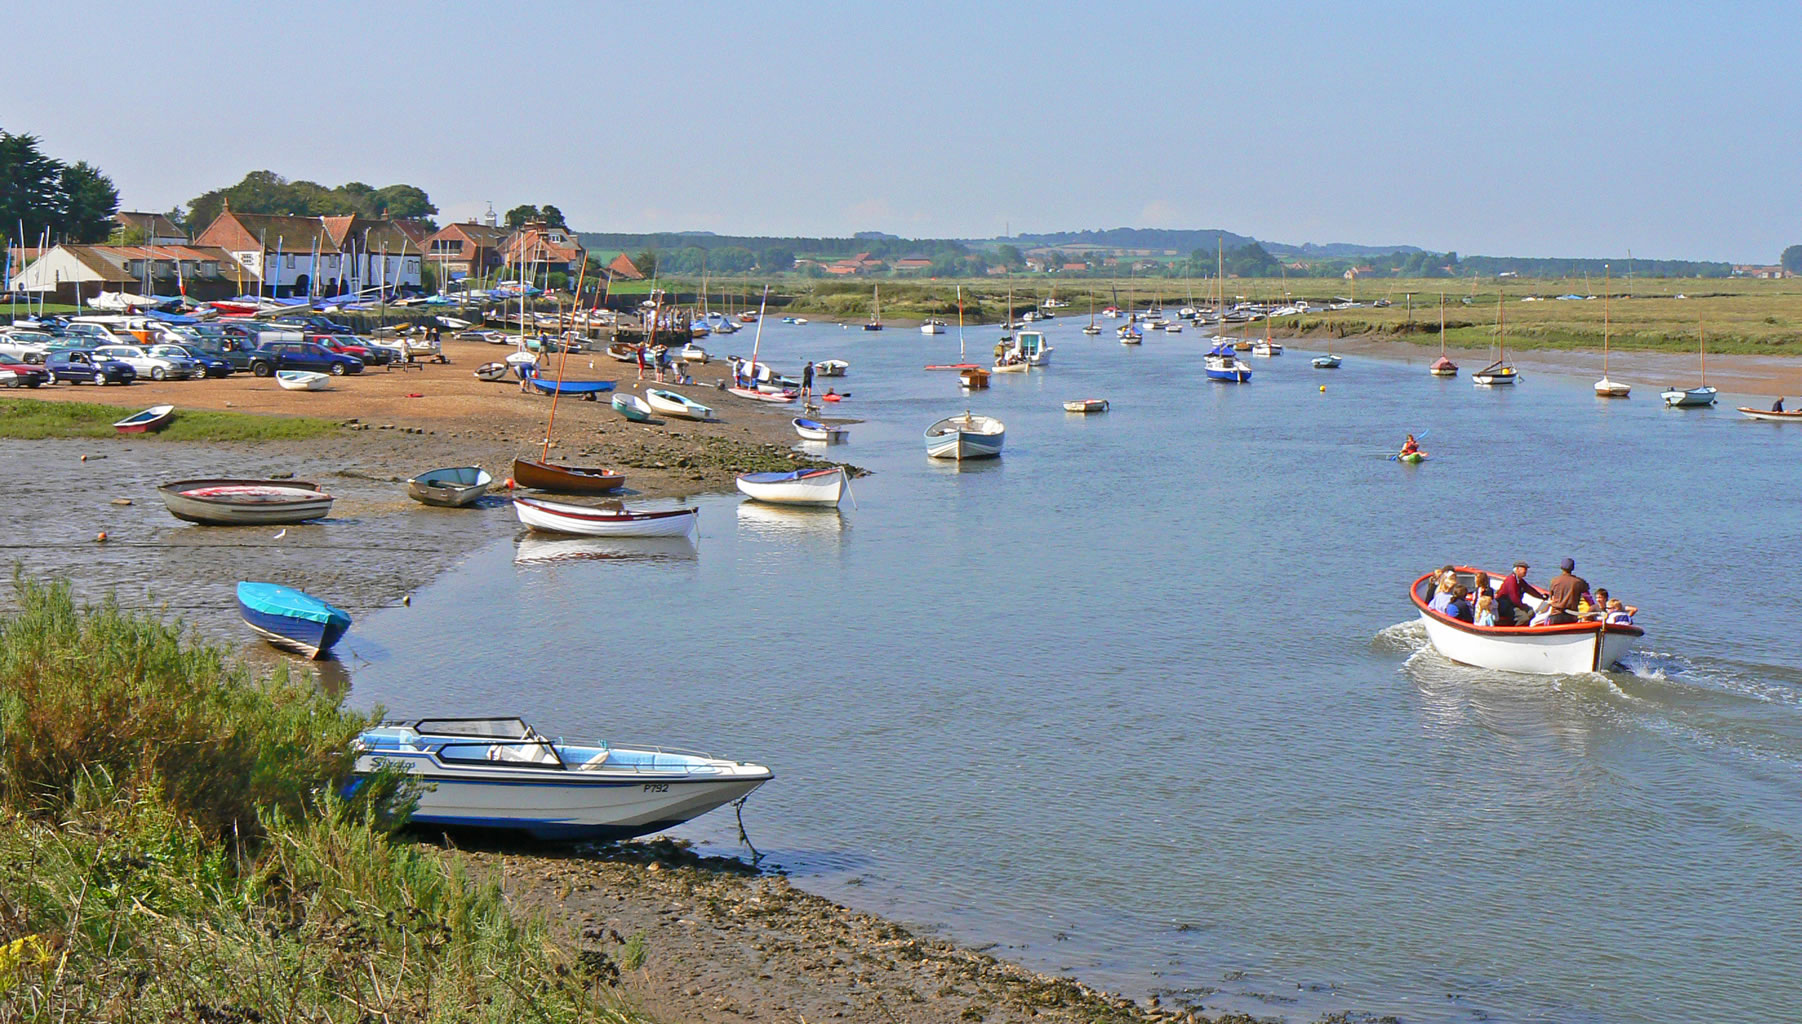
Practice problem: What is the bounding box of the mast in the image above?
[1602,264,1611,376]
[956,284,965,361]
[1699,318,1707,387]
[746,285,770,379]
[539,249,588,462]
[1438,292,1446,357]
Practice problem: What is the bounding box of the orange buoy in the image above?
[96,531,108,542]
[504,477,516,489]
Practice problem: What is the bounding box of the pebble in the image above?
[111,498,132,506]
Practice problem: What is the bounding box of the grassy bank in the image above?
[0,397,344,440]
[0,577,650,1022]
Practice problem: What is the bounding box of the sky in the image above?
[9,1,1799,261]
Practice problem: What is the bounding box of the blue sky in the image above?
[10,1,1798,260]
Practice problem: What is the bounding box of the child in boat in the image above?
[1605,600,1634,624]
[1474,593,1497,626]
[1445,584,1474,623]
[1399,434,1420,457]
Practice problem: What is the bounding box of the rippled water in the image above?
[338,320,1801,1023]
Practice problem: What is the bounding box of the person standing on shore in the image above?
[635,343,647,381]
[802,360,814,399]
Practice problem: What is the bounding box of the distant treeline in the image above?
[1010,227,1255,252]
[577,232,971,261]
[1458,256,1732,278]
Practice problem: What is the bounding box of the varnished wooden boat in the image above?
[511,458,625,494]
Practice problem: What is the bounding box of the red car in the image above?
[0,360,49,387]
[315,336,392,365]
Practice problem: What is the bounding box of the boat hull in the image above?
[735,468,845,506]
[158,479,333,526]
[114,404,174,433]
[406,466,492,508]
[527,377,615,396]
[1662,387,1717,407]
[1738,407,1802,421]
[611,394,653,422]
[925,415,1005,460]
[644,388,713,420]
[236,582,351,660]
[1311,355,1342,369]
[511,458,625,494]
[727,386,796,403]
[474,362,509,381]
[793,417,848,442]
[513,497,698,537]
[1063,399,1108,413]
[276,371,329,391]
[1594,378,1631,397]
[1410,570,1642,675]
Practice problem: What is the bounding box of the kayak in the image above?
[1397,451,1427,464]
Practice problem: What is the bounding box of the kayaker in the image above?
[1495,561,1544,625]
[1543,557,1590,625]
[1399,434,1420,457]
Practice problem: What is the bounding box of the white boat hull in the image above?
[1411,570,1642,675]
[735,469,845,506]
[1662,387,1717,407]
[925,415,1005,460]
[644,388,713,420]
[1738,407,1802,421]
[920,323,945,334]
[1594,378,1631,397]
[276,371,330,391]
[513,497,698,537]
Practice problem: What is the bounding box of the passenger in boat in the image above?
[1528,601,1558,627]
[1428,581,1456,615]
[1470,570,1495,610]
[1605,600,1634,624]
[1474,594,1498,627]
[1399,434,1420,457]
[1543,557,1590,625]
[1495,561,1544,626]
[1444,584,1474,623]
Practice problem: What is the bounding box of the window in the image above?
[286,254,295,269]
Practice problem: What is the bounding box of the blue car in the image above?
[247,341,363,378]
[46,349,137,386]
[148,343,233,378]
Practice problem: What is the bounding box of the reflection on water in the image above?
[347,320,1802,1024]
[513,533,699,566]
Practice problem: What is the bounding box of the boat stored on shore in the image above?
[644,388,713,420]
[237,581,351,659]
[406,466,492,508]
[511,458,625,494]
[514,496,699,537]
[276,370,330,391]
[612,393,654,422]
[1409,568,1642,675]
[736,467,847,506]
[114,404,174,433]
[351,717,771,840]
[158,479,334,525]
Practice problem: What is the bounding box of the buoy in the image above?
[80,455,88,462]
[504,477,516,489]
[1319,385,1327,392]
[402,594,411,607]
[95,531,107,542]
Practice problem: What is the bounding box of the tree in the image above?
[0,130,65,240]
[538,204,566,228]
[504,204,541,229]
[185,172,439,230]
[1783,245,1802,275]
[59,161,120,243]
[633,249,657,278]
[996,244,1024,269]
[759,247,796,272]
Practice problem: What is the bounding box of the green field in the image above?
[656,275,1802,355]
[0,397,343,440]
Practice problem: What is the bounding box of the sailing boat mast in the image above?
[539,250,588,461]
[956,284,965,361]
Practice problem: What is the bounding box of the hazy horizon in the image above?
[9,1,1798,263]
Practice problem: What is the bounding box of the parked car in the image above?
[93,344,200,381]
[355,336,408,364]
[46,349,137,385]
[63,321,138,347]
[273,315,353,336]
[247,341,364,377]
[148,343,232,378]
[318,336,391,365]
[0,330,53,363]
[0,360,49,387]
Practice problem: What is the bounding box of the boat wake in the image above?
[1618,649,1802,711]
[1369,619,1427,655]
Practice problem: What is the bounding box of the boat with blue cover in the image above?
[351,717,773,840]
[236,581,351,659]
[526,375,615,396]
[1204,340,1252,383]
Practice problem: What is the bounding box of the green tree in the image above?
[1782,245,1802,275]
[538,204,567,228]
[996,243,1024,269]
[0,129,65,239]
[59,161,120,242]
[504,204,541,229]
[633,249,657,278]
[759,247,796,272]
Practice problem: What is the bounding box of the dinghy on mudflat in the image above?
[406,466,492,508]
[612,393,654,422]
[513,496,698,537]
[644,388,712,420]
[237,581,351,659]
[158,479,333,525]
[735,467,847,506]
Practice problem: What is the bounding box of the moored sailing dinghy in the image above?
[735,466,847,506]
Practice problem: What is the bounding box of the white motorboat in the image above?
[735,466,847,506]
[1163,322,1183,333]
[815,359,848,377]
[643,388,713,420]
[793,416,849,442]
[1410,568,1643,675]
[924,412,1005,460]
[275,370,330,391]
[679,342,709,363]
[513,496,699,537]
[920,319,947,335]
[353,717,771,841]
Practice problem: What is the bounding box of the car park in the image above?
[46,349,137,385]
[247,341,363,377]
[318,336,391,365]
[93,344,200,381]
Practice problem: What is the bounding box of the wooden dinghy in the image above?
[159,478,333,526]
[1062,399,1108,414]
[644,388,713,420]
[114,404,174,433]
[513,496,698,537]
[1738,406,1802,421]
[511,458,625,494]
[959,367,990,390]
[406,466,492,508]
[607,342,639,362]
[924,412,1005,460]
[1410,568,1643,675]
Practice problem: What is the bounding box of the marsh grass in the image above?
[0,577,650,1022]
[0,398,344,441]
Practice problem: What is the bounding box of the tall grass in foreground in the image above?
[0,577,646,1022]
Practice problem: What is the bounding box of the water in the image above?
[345,319,1802,1023]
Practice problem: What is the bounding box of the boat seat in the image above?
[576,749,612,771]
[488,742,561,766]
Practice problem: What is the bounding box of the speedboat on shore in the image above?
[1409,567,1643,675]
[352,717,772,840]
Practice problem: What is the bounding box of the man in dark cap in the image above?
[1494,560,1544,625]
[1544,557,1590,625]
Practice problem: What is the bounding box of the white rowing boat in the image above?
[513,497,699,537]
[276,370,330,391]
[644,388,713,420]
[1410,568,1642,675]
[735,467,846,506]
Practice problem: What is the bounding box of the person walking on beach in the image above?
[802,360,815,400]
[635,343,647,381]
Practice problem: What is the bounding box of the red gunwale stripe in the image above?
[1408,568,1644,639]
[517,498,695,523]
